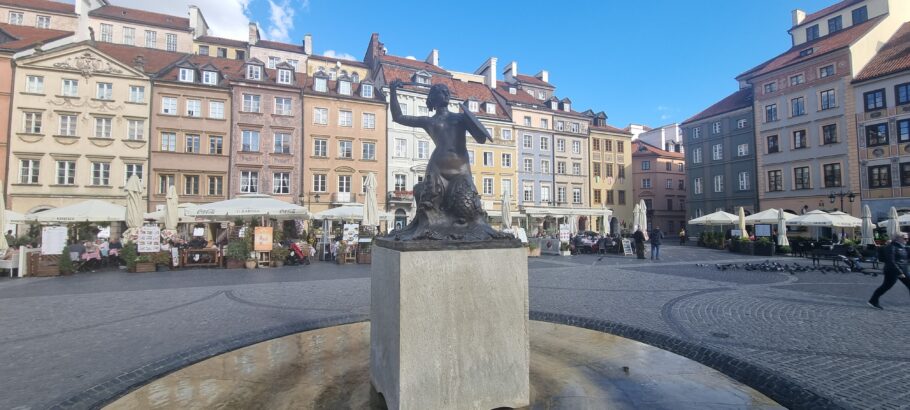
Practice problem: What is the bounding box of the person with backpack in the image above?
[650,227,664,260]
[868,233,910,310]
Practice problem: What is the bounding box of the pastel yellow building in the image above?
[306,54,369,83]
[469,116,517,223]
[587,112,634,230]
[193,36,247,60]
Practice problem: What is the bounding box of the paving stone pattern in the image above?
[0,244,907,409]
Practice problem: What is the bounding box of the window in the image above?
[208,176,223,196]
[902,163,910,187]
[467,101,478,112]
[199,71,217,86]
[394,174,407,191]
[129,86,144,103]
[693,148,702,164]
[273,173,290,194]
[572,188,582,204]
[62,79,78,96]
[694,177,703,194]
[828,16,842,33]
[96,83,112,100]
[712,121,721,134]
[361,84,374,98]
[127,119,144,140]
[896,83,910,106]
[145,30,157,48]
[593,162,601,177]
[186,99,201,117]
[540,118,548,129]
[763,82,777,94]
[572,140,580,154]
[338,140,353,158]
[162,97,177,114]
[312,174,326,192]
[314,77,327,92]
[765,104,777,122]
[209,136,223,154]
[866,123,889,146]
[417,141,429,159]
[100,24,113,42]
[23,112,42,133]
[242,94,260,112]
[864,89,886,111]
[160,132,177,151]
[241,130,260,152]
[158,174,174,194]
[899,119,910,143]
[540,136,549,150]
[247,65,262,80]
[738,172,750,191]
[19,159,39,184]
[523,184,534,202]
[794,166,810,190]
[94,117,112,138]
[165,34,177,52]
[557,161,568,174]
[605,163,613,177]
[556,139,565,152]
[272,97,292,116]
[184,175,200,195]
[274,133,291,154]
[737,119,747,129]
[541,160,550,174]
[362,142,376,160]
[678,179,685,190]
[793,130,807,149]
[570,123,579,133]
[179,68,195,82]
[869,165,891,188]
[790,74,805,86]
[618,190,626,205]
[818,124,837,144]
[236,50,245,60]
[26,76,44,93]
[823,163,842,187]
[555,121,564,131]
[818,89,836,110]
[56,160,75,185]
[557,187,566,203]
[678,163,684,172]
[486,103,496,114]
[806,24,819,41]
[335,80,350,96]
[522,158,533,173]
[240,171,259,193]
[642,178,652,189]
[314,139,327,157]
[820,64,835,78]
[791,97,805,117]
[338,175,352,193]
[59,114,77,136]
[36,15,50,29]
[523,116,532,126]
[768,170,782,192]
[266,57,280,69]
[572,162,580,175]
[394,139,407,157]
[523,135,532,149]
[712,144,723,160]
[313,107,328,125]
[124,164,143,184]
[767,135,780,153]
[737,143,749,157]
[713,175,724,192]
[270,69,291,86]
[641,160,650,170]
[852,6,868,24]
[198,45,209,56]
[209,101,224,119]
[362,113,376,129]
[665,179,672,189]
[482,178,494,195]
[482,151,494,167]
[501,153,512,168]
[338,110,353,127]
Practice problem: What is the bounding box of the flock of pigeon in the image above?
[696,259,880,276]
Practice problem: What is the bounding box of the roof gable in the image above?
[19,43,149,79]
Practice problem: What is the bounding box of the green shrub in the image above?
[58,250,74,274]
[120,242,139,270]
[225,239,251,261]
[270,243,290,260]
[780,245,792,254]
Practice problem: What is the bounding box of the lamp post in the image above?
[829,190,855,240]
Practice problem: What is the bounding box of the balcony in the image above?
[331,192,358,204]
[388,190,414,202]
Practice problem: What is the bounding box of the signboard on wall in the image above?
[755,224,772,237]
[254,227,273,251]
[343,224,360,243]
[138,226,161,253]
[41,226,68,255]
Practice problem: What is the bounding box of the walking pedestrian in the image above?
[868,233,910,310]
[679,228,686,245]
[650,227,664,260]
[633,229,646,259]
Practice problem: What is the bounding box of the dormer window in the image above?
[485,103,496,114]
[798,48,814,57]
[247,65,262,80]
[202,71,218,85]
[413,70,431,85]
[315,77,327,92]
[468,101,479,112]
[339,80,351,95]
[277,69,292,85]
[509,87,516,95]
[361,83,373,98]
[537,91,544,99]
[563,103,570,112]
[179,68,195,83]
[268,56,280,69]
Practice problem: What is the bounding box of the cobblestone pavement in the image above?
[0,244,907,409]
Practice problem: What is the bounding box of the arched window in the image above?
[329,68,337,80]
[351,72,360,83]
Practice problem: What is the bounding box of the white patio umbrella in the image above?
[877,212,910,227]
[861,205,875,246]
[24,200,126,223]
[144,203,199,224]
[688,211,738,226]
[362,173,380,228]
[632,204,641,231]
[738,207,747,238]
[601,204,612,235]
[777,208,789,247]
[501,188,512,230]
[789,210,860,240]
[0,181,8,250]
[185,194,309,219]
[828,211,862,228]
[886,206,901,239]
[568,215,578,235]
[164,185,179,230]
[639,199,648,232]
[311,203,391,222]
[745,209,797,225]
[125,174,144,231]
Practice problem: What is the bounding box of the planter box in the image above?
[560,251,571,256]
[225,259,245,269]
[754,245,775,257]
[130,262,155,273]
[527,247,541,257]
[357,253,372,264]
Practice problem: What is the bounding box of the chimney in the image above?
[425,49,439,66]
[188,5,208,39]
[474,57,498,89]
[248,22,260,46]
[792,9,806,26]
[132,55,146,72]
[503,61,517,82]
[303,34,312,55]
[535,69,549,83]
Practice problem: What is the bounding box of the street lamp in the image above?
[828,190,855,240]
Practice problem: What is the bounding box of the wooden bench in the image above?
[0,257,18,278]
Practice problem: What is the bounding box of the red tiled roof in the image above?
[196,36,247,49]
[854,22,910,83]
[514,74,553,88]
[682,87,753,124]
[380,54,448,75]
[797,0,864,28]
[302,78,382,103]
[494,83,541,106]
[89,5,190,32]
[156,54,246,85]
[592,123,632,135]
[0,22,71,52]
[219,60,305,89]
[94,42,185,74]
[254,40,304,54]
[633,141,684,158]
[738,15,882,80]
[381,65,509,120]
[0,0,75,15]
[309,53,368,68]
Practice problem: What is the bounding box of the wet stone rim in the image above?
[50,312,842,410]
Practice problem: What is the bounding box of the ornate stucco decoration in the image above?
[52,52,124,78]
[46,97,124,113]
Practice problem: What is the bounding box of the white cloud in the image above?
[266,0,295,42]
[112,0,252,40]
[323,50,356,60]
[657,105,675,121]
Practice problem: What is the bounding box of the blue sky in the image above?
[121,0,838,127]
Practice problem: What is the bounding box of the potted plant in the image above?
[778,245,792,255]
[134,255,156,273]
[151,252,171,271]
[559,241,571,256]
[225,239,250,269]
[58,250,74,275]
[336,241,348,264]
[528,241,541,257]
[754,237,775,256]
[271,244,289,267]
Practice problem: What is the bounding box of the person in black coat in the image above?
[869,233,910,310]
[650,227,664,260]
[633,229,646,259]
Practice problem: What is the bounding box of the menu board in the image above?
[622,239,634,256]
[192,227,205,237]
[755,224,772,237]
[343,224,360,243]
[559,224,570,243]
[138,226,161,253]
[254,227,273,251]
[41,226,68,255]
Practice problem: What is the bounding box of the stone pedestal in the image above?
[370,241,529,410]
